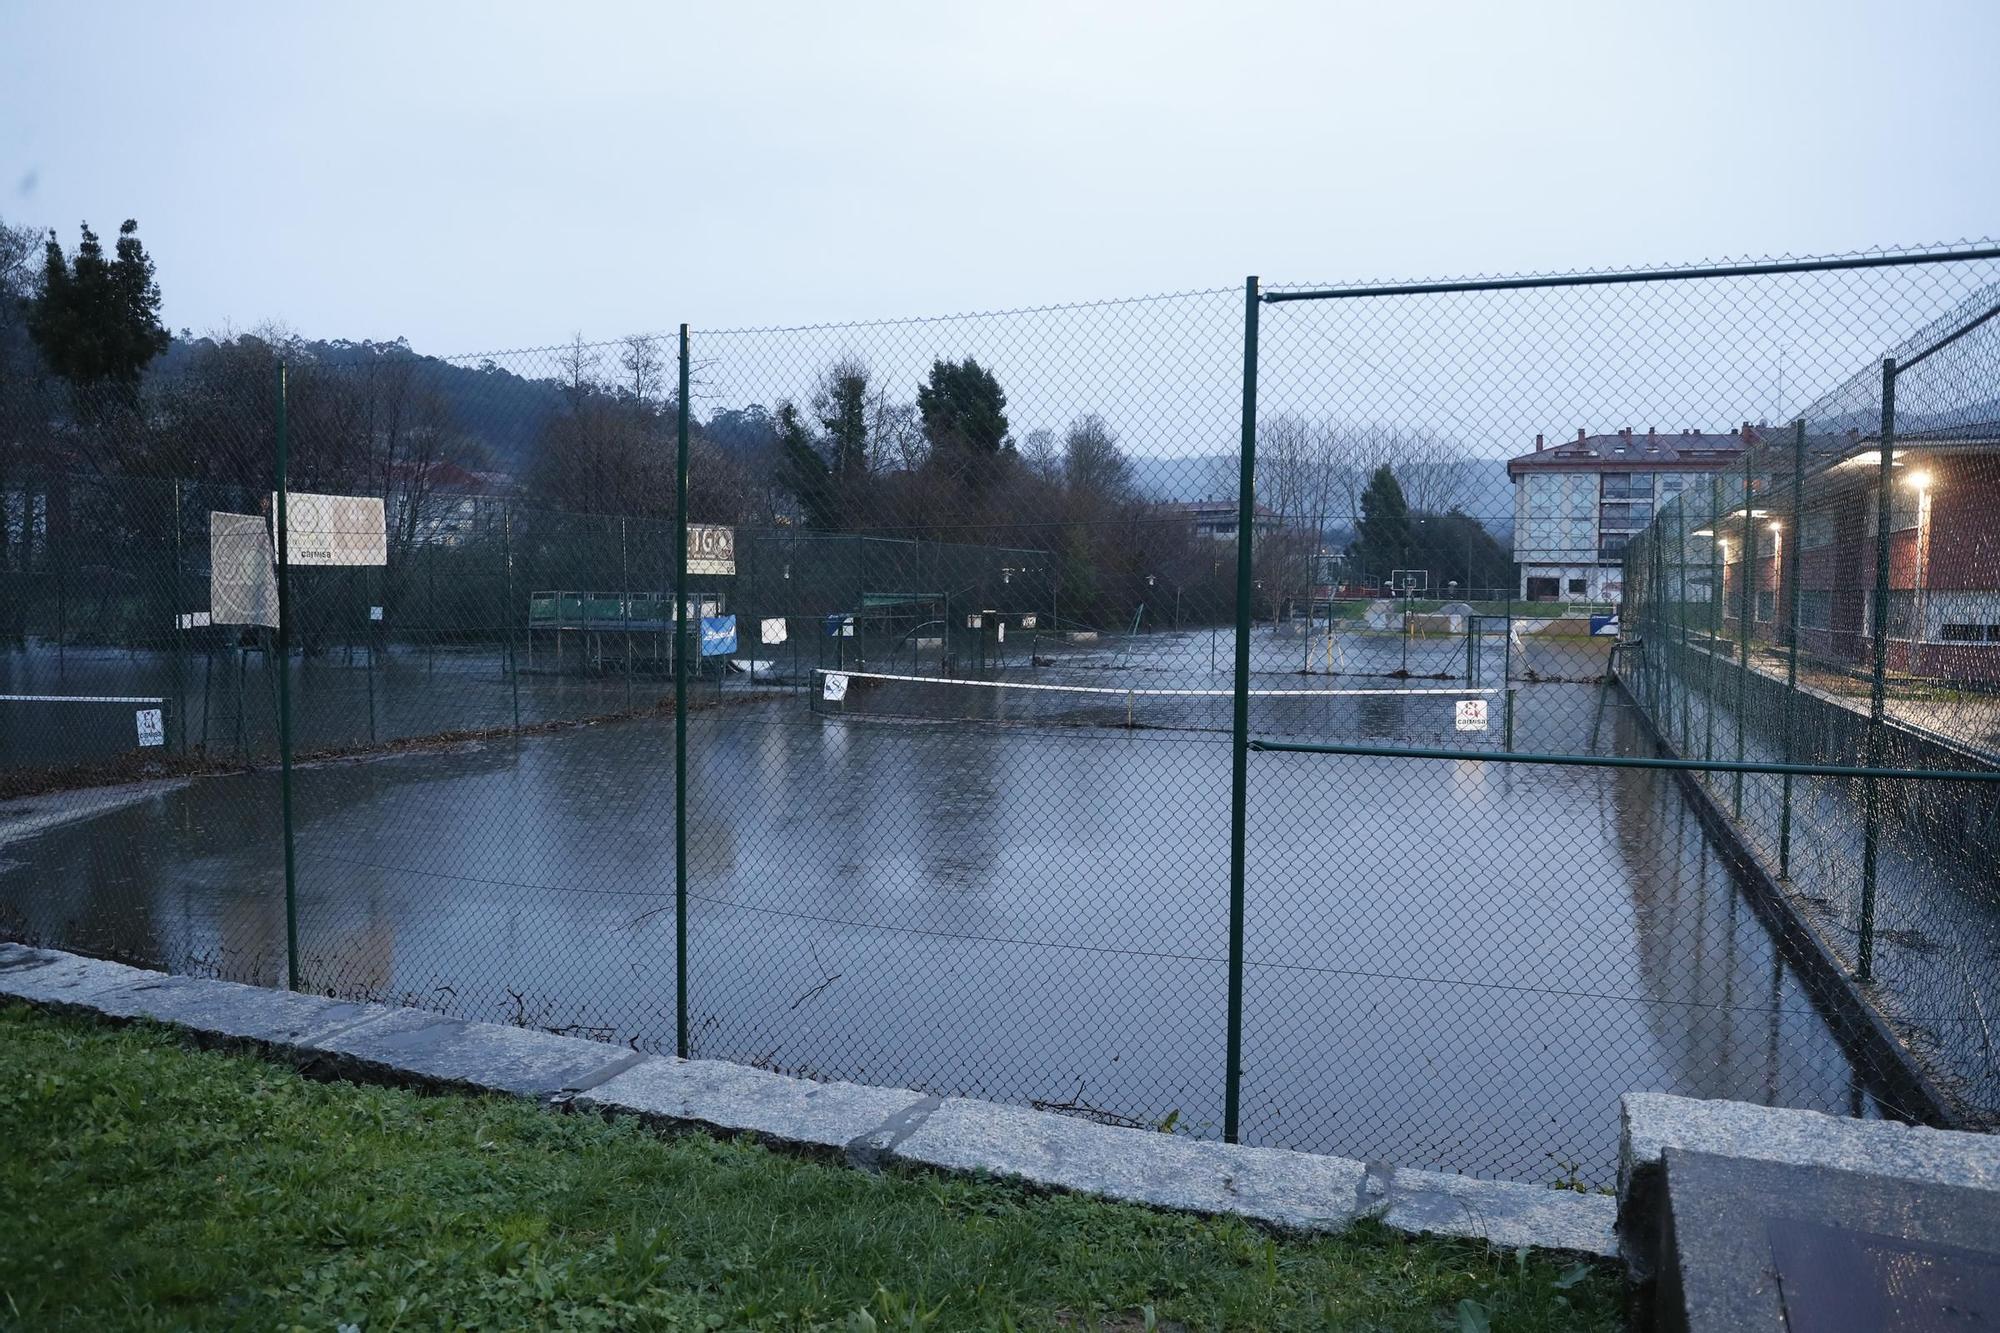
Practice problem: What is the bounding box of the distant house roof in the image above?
[390,460,516,495]
[1164,499,1280,521]
[1505,426,1755,480]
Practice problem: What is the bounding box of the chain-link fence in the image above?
[3,245,1997,1187]
[1622,278,2000,1132]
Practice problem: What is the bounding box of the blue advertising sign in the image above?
[700,615,738,657]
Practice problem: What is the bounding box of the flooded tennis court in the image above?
[0,622,1886,1183]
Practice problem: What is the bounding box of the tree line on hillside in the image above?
[1,214,1511,632]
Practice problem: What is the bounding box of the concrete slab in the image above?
[575,1055,930,1152]
[1383,1167,1618,1258]
[306,1005,638,1098]
[88,974,383,1049]
[0,943,1630,1257]
[1618,1092,2000,1282]
[888,1097,1365,1231]
[0,943,156,1006]
[1656,1149,2000,1333]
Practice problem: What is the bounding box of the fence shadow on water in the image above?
[3,246,1999,1185]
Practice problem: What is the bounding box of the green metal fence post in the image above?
[1649,528,1663,720]
[675,324,692,1058]
[1860,359,1895,982]
[621,517,633,712]
[1704,475,1720,769]
[1734,450,1753,817]
[505,501,520,734]
[1224,276,1259,1145]
[1677,498,1693,751]
[172,478,185,753]
[275,363,301,993]
[1779,420,1805,878]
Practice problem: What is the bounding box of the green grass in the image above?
[0,1006,1621,1331]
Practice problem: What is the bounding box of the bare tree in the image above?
[619,334,666,407]
[557,333,602,413]
[867,394,926,473]
[1018,428,1060,482]
[1062,414,1133,501]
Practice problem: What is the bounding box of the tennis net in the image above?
[809,667,1500,741]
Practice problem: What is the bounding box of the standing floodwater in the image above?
[0,664,1882,1184]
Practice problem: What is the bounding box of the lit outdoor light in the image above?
[1904,470,1932,490]
[1691,527,1715,537]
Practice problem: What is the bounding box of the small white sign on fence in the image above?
[761,617,787,644]
[1454,699,1489,732]
[135,708,165,747]
[370,605,384,622]
[822,672,849,702]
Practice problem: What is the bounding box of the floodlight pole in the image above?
[1224,277,1259,1144]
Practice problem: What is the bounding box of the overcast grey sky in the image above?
[3,0,1996,357]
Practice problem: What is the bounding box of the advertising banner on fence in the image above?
[271,492,387,566]
[209,512,279,627]
[688,524,735,575]
[700,615,738,656]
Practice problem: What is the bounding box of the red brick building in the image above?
[1719,430,2000,684]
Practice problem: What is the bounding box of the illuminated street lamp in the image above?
[1907,470,1935,648]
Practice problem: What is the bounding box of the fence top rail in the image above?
[1261,243,2000,304]
[685,285,1240,338]
[1248,738,2000,783]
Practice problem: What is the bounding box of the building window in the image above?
[1922,591,2000,644]
[1567,577,1587,595]
[1861,590,1917,640]
[1756,529,1779,559]
[1601,473,1655,499]
[1863,485,1920,539]
[1798,590,1831,630]
[1802,511,1834,549]
[1598,533,1631,561]
[1756,588,1776,623]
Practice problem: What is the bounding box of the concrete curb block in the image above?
[0,943,1616,1258]
[1616,1091,2000,1281]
